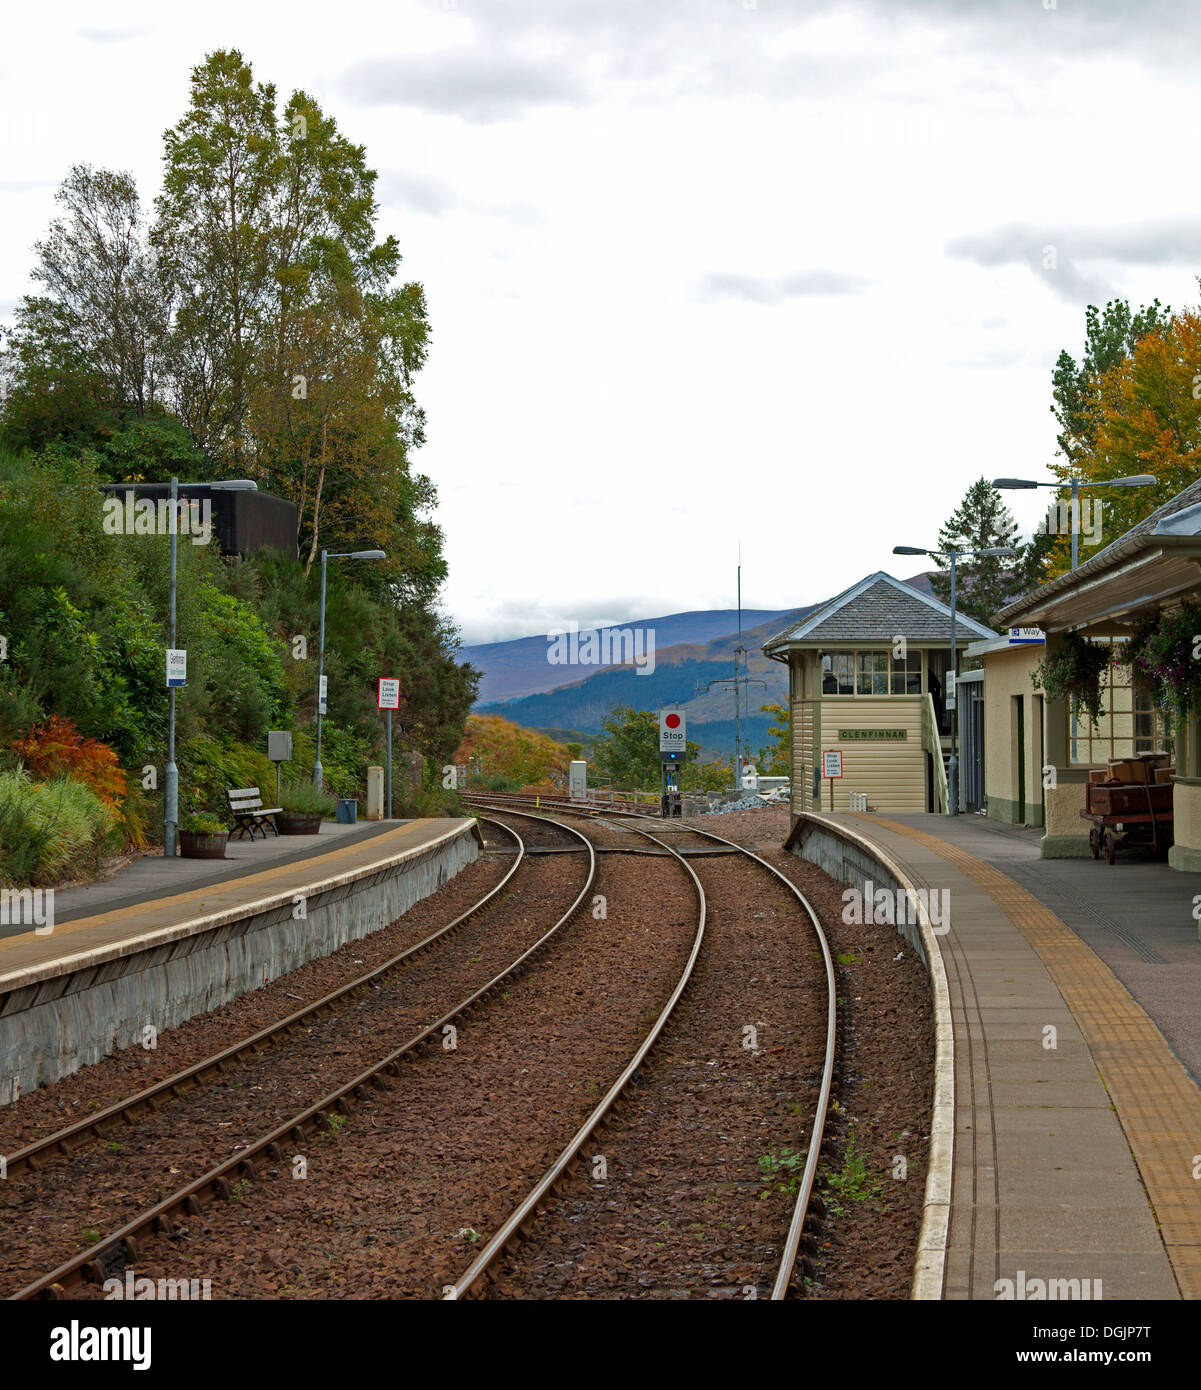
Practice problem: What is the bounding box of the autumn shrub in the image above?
[11,715,127,809]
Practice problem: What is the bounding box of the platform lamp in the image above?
[312,549,387,788]
[162,478,259,858]
[991,475,1155,570]
[893,543,1016,816]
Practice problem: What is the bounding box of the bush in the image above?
[11,715,127,809]
[0,769,120,885]
[278,779,336,816]
[479,773,520,793]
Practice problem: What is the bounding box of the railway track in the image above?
[1,818,524,1188]
[457,794,838,1301]
[8,812,597,1300]
[10,794,839,1300]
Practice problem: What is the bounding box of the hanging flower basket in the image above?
[1032,632,1112,729]
[1125,602,1201,732]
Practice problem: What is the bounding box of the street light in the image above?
[893,543,1016,817]
[160,478,259,857]
[313,548,388,788]
[992,474,1154,570]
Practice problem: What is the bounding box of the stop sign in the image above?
[659,708,686,751]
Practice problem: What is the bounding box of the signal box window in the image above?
[821,653,854,695]
[891,651,922,694]
[856,651,890,695]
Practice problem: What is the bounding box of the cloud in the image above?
[947,219,1201,303]
[337,49,586,122]
[77,26,151,43]
[697,270,870,305]
[377,171,461,216]
[459,593,672,644]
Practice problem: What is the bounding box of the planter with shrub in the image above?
[178,812,229,859]
[277,779,336,834]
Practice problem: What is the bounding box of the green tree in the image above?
[758,701,790,776]
[593,706,660,789]
[1051,298,1170,467]
[928,478,1025,628]
[0,165,193,475]
[593,705,708,791]
[154,49,281,465]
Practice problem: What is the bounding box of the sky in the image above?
[4,0,1201,644]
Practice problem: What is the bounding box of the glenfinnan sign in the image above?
[837,729,908,740]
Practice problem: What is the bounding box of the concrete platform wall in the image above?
[785,811,955,1300]
[787,814,929,968]
[1,824,479,1098]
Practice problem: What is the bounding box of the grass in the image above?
[824,1123,883,1215]
[758,1147,805,1199]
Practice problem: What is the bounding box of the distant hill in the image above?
[462,608,794,705]
[467,574,938,756]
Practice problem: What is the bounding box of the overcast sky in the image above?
[4,0,1201,644]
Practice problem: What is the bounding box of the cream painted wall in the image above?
[980,645,1045,825]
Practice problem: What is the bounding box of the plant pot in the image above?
[179,831,228,859]
[277,812,323,835]
[336,798,358,824]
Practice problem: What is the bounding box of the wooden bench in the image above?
[226,787,282,841]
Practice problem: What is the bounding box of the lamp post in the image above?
[893,543,1015,816]
[158,478,259,857]
[313,548,387,788]
[991,474,1154,570]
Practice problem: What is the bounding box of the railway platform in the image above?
[0,818,482,1097]
[791,810,1201,1301]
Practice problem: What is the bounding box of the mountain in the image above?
[461,608,794,705]
[465,574,939,757]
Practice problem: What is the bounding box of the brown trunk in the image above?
[303,417,328,579]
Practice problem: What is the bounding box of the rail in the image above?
[461,792,839,1300]
[13,813,597,1300]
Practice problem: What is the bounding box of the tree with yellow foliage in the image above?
[1046,294,1201,576]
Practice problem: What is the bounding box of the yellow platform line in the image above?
[868,814,1201,1298]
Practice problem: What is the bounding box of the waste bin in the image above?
[336,798,358,824]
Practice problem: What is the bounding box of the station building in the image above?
[963,629,1165,831]
[763,571,995,821]
[995,478,1195,865]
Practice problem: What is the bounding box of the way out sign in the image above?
[659,708,686,752]
[822,749,844,780]
[166,649,187,688]
[378,678,400,710]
